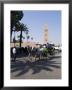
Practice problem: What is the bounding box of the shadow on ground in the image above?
[11,55,61,77]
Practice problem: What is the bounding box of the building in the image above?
[43,24,48,44]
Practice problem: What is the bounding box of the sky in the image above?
[13,10,61,45]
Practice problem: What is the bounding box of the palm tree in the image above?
[27,35,30,42]
[31,37,33,40]
[26,35,30,46]
[12,26,16,47]
[24,29,30,44]
[16,22,28,47]
[13,37,16,47]
[11,11,23,42]
[17,35,25,42]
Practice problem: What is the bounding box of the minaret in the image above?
[43,24,48,44]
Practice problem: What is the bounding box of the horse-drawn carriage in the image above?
[11,43,59,61]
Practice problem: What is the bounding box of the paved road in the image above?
[11,52,61,79]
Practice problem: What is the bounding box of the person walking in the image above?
[12,47,16,62]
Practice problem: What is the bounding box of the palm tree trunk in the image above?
[20,30,22,47]
[11,29,13,42]
[27,36,28,46]
[13,31,15,47]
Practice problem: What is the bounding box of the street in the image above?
[11,52,61,79]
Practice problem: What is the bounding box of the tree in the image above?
[16,23,28,47]
[26,35,30,46]
[31,37,33,40]
[17,35,25,42]
[27,35,30,42]
[13,37,16,47]
[11,11,23,41]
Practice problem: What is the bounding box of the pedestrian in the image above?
[12,47,16,62]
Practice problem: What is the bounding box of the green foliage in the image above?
[11,11,23,30]
[43,48,48,53]
[18,35,25,39]
[15,22,28,32]
[17,23,28,47]
[27,35,30,39]
[31,37,33,40]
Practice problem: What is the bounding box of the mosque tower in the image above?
[43,24,48,44]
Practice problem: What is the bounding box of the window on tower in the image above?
[45,34,47,36]
[45,29,48,32]
[45,39,47,41]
